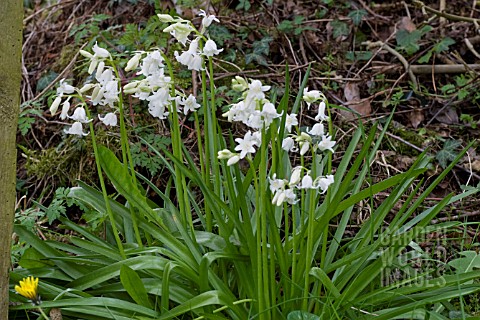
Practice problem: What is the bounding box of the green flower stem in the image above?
[258,126,271,320]
[38,307,50,319]
[208,57,222,198]
[83,99,125,259]
[200,68,213,232]
[303,159,318,311]
[111,60,143,248]
[162,54,193,232]
[193,111,205,195]
[247,157,265,320]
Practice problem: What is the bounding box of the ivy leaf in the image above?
[346,51,373,61]
[246,36,272,66]
[433,37,455,53]
[396,25,432,55]
[418,50,432,64]
[348,10,367,26]
[236,0,251,11]
[245,52,268,66]
[208,24,233,46]
[418,37,455,63]
[436,139,461,168]
[252,36,273,56]
[330,20,349,39]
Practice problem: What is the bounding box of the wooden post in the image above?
[0,0,23,318]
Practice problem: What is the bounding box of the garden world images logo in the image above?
[379,226,447,288]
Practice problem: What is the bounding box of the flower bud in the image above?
[49,96,62,114]
[289,167,302,186]
[125,53,141,72]
[157,14,175,23]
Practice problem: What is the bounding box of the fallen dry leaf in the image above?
[339,82,372,120]
[409,108,425,128]
[399,17,416,32]
[470,159,480,172]
[344,82,360,101]
[433,106,459,125]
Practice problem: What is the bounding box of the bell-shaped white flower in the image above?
[181,94,200,114]
[246,79,270,101]
[272,189,287,206]
[227,155,240,166]
[98,112,117,126]
[203,39,223,57]
[296,132,312,156]
[268,174,287,193]
[163,22,194,46]
[59,99,71,120]
[175,38,204,70]
[284,189,298,204]
[96,61,105,76]
[57,79,75,96]
[138,50,165,76]
[315,101,329,121]
[315,175,334,193]
[235,130,259,159]
[307,123,324,136]
[92,42,110,58]
[261,102,281,128]
[125,53,142,72]
[281,137,296,152]
[285,113,298,133]
[303,87,323,108]
[199,10,219,33]
[289,166,303,186]
[68,107,91,123]
[318,135,336,153]
[64,121,88,136]
[148,104,169,119]
[79,83,95,93]
[299,174,315,189]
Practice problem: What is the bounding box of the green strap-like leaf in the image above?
[120,264,153,309]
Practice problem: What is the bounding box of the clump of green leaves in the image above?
[131,132,171,176]
[418,37,455,63]
[119,15,168,51]
[277,16,316,36]
[396,25,432,55]
[348,9,367,26]
[330,19,350,39]
[18,102,42,136]
[69,14,112,44]
[245,36,273,66]
[436,139,461,168]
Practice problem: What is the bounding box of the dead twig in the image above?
[384,131,480,181]
[413,0,480,23]
[410,64,480,74]
[364,40,418,90]
[30,43,87,103]
[431,211,480,224]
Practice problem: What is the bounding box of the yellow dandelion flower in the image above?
[15,276,40,304]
